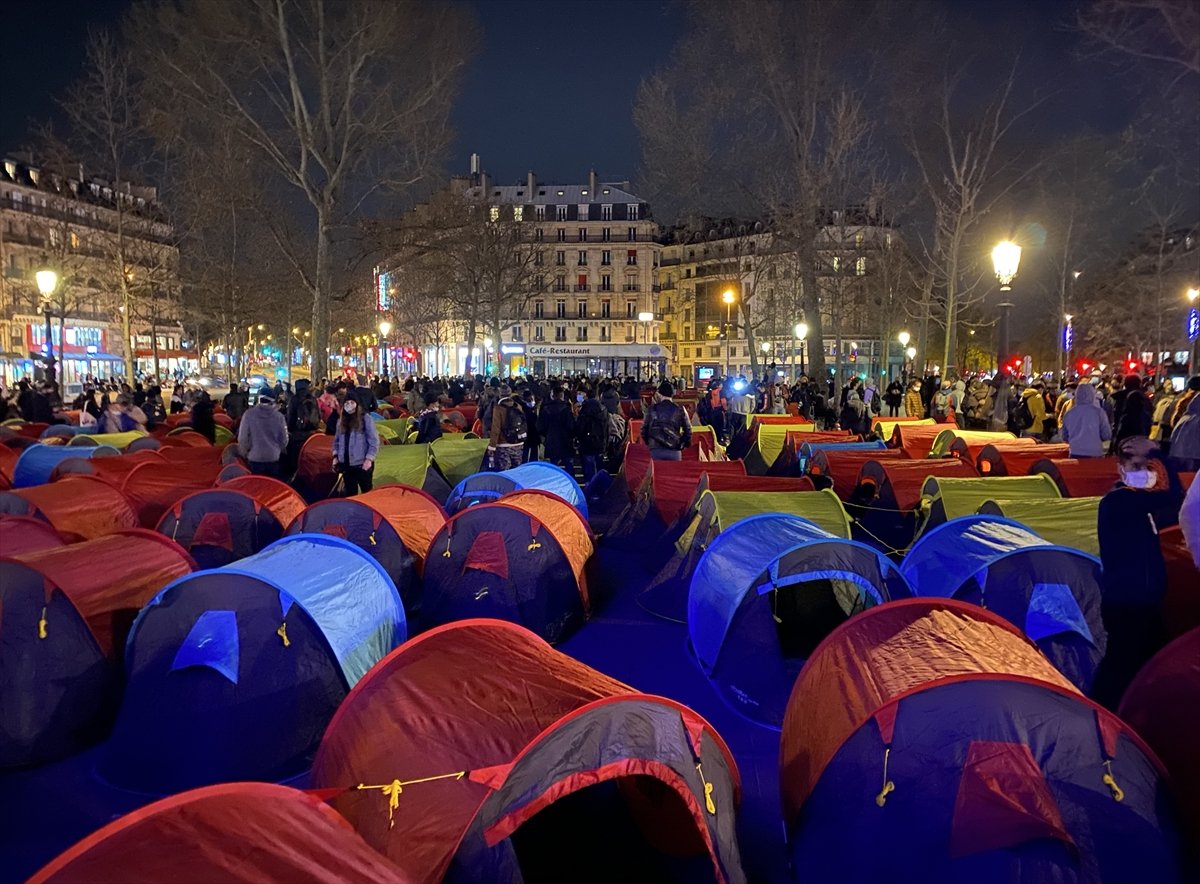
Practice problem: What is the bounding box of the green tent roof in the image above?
[919,474,1060,536]
[430,438,489,486]
[707,488,851,538]
[373,443,434,487]
[977,496,1101,556]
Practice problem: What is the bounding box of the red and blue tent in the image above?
[445,461,588,517]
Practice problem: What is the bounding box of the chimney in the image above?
[588,169,598,197]
[469,152,481,185]
[480,170,490,194]
[527,170,536,193]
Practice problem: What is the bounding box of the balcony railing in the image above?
[574,284,589,292]
[623,284,640,292]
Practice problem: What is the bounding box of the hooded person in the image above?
[1167,394,1200,471]
[1061,381,1111,457]
[237,390,289,477]
[947,379,967,429]
[1019,383,1048,438]
[932,380,952,420]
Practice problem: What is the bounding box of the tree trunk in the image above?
[464,318,477,376]
[311,206,332,383]
[121,281,134,381]
[799,235,826,380]
[743,301,759,378]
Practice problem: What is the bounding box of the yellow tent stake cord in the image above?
[1102,760,1124,802]
[38,606,48,639]
[875,746,895,807]
[276,623,290,647]
[695,763,716,814]
[357,771,468,828]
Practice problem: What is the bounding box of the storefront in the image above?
[23,320,124,392]
[526,343,667,379]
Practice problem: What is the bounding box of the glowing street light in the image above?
[992,241,1021,291]
[794,321,809,376]
[721,289,736,375]
[378,319,393,375]
[991,240,1022,429]
[897,330,910,347]
[35,266,59,391]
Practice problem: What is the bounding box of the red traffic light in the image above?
[1127,360,1138,372]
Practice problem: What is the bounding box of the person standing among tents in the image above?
[190,391,217,443]
[238,391,289,477]
[1061,381,1110,458]
[642,381,691,461]
[333,392,380,495]
[1093,436,1180,709]
[883,378,903,417]
[575,387,608,483]
[903,379,924,419]
[537,385,576,475]
[488,385,527,472]
[415,392,444,444]
[519,387,540,463]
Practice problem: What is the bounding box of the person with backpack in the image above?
[415,392,443,444]
[642,381,691,461]
[932,381,951,421]
[575,389,608,483]
[487,385,527,472]
[284,379,322,476]
[537,385,576,474]
[332,393,380,495]
[839,385,869,436]
[237,391,289,477]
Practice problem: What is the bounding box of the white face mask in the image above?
[343,401,357,415]
[1122,468,1154,489]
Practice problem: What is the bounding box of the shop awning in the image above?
[134,349,199,359]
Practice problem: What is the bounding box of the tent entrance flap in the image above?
[758,576,871,661]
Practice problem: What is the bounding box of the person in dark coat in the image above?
[519,387,541,463]
[1113,383,1152,450]
[536,385,576,474]
[1092,436,1182,709]
[191,391,217,444]
[574,389,608,483]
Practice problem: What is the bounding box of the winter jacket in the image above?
[537,398,576,459]
[839,392,869,436]
[1149,392,1177,442]
[415,409,443,444]
[1114,390,1152,446]
[1020,388,1047,435]
[237,402,289,463]
[1098,482,1181,606]
[642,398,692,451]
[904,388,924,418]
[1180,473,1200,569]
[333,416,381,467]
[1168,396,1200,462]
[1061,383,1111,457]
[575,399,609,456]
[947,381,966,415]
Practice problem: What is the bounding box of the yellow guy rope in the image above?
[357,771,468,828]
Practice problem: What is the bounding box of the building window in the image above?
[69,232,79,250]
[489,206,500,222]
[855,257,867,276]
[628,204,639,220]
[624,279,640,292]
[555,275,567,293]
[577,275,588,292]
[534,228,544,241]
[578,204,589,220]
[534,325,545,341]
[534,251,543,266]
[534,301,544,318]
[600,276,612,292]
[511,325,523,341]
[556,298,566,317]
[601,300,611,318]
[557,228,566,242]
[535,275,546,290]
[855,231,864,246]
[577,250,587,266]
[556,205,568,221]
[577,326,588,341]
[535,205,546,221]
[831,256,841,272]
[627,227,637,241]
[602,227,611,242]
[555,325,567,341]
[577,300,587,317]
[578,228,587,242]
[626,301,636,319]
[601,250,611,265]
[49,227,62,247]
[556,250,565,265]
[513,205,523,222]
[601,204,613,221]
[626,249,637,265]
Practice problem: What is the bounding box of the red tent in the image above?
[623,442,709,500]
[0,475,138,541]
[162,430,212,448]
[0,515,66,556]
[944,435,1035,469]
[808,449,906,501]
[889,423,943,458]
[0,442,17,489]
[31,782,408,884]
[1160,526,1200,639]
[976,443,1070,476]
[311,619,744,883]
[51,447,166,482]
[651,471,813,528]
[0,529,195,766]
[296,433,337,502]
[218,474,307,530]
[120,458,222,528]
[1118,628,1200,849]
[857,458,978,511]
[1032,457,1121,498]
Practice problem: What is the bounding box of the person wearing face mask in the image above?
[333,391,380,495]
[1092,436,1182,709]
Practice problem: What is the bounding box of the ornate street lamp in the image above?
[378,319,393,376]
[991,241,1022,430]
[794,321,808,377]
[35,266,58,391]
[722,289,736,376]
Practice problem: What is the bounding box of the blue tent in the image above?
[10,443,120,487]
[445,461,588,517]
[688,513,911,728]
[155,488,286,569]
[901,515,1106,694]
[101,534,405,793]
[797,439,885,473]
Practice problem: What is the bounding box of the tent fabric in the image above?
[888,421,941,456]
[797,439,885,474]
[929,429,1016,459]
[654,474,815,529]
[105,535,404,793]
[11,443,121,487]
[1032,457,1121,498]
[977,497,1102,556]
[709,490,852,538]
[0,530,195,767]
[30,782,407,884]
[296,433,337,501]
[918,474,1060,534]
[622,442,706,500]
[975,443,1070,477]
[1118,628,1200,847]
[808,449,906,500]
[902,516,1106,692]
[431,437,490,486]
[857,458,978,511]
[311,619,744,884]
[52,447,165,482]
[605,461,749,545]
[779,599,1179,883]
[0,442,18,488]
[946,435,1034,468]
[373,444,452,503]
[871,416,932,439]
[0,475,139,541]
[689,514,911,726]
[155,488,286,569]
[78,431,148,451]
[446,461,588,517]
[120,458,222,528]
[422,493,594,642]
[0,515,66,556]
[217,474,307,529]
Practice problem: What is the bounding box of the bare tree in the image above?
[130,0,477,381]
[1078,0,1200,77]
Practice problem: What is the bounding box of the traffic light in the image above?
[1127,359,1139,373]
[1078,360,1091,374]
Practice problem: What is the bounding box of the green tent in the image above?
[74,430,148,450]
[977,496,1101,556]
[918,474,1060,537]
[376,418,412,440]
[743,423,812,475]
[706,489,851,538]
[430,438,489,487]
[372,443,451,503]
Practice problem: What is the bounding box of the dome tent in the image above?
[1033,456,1122,497]
[902,515,1106,693]
[288,484,446,611]
[421,490,594,643]
[216,474,307,530]
[101,534,405,794]
[30,782,407,884]
[119,456,224,528]
[805,447,904,500]
[372,443,453,503]
[607,458,747,546]
[311,619,745,884]
[689,514,911,727]
[977,496,1102,556]
[445,461,588,516]
[974,441,1069,476]
[0,474,138,541]
[10,442,121,487]
[155,487,288,569]
[916,473,1060,536]
[0,515,65,556]
[780,599,1182,883]
[0,531,195,767]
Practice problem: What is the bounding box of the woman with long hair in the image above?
[333,391,381,496]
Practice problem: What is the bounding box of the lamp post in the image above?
[1187,287,1199,375]
[638,311,654,344]
[35,267,59,392]
[897,330,911,383]
[1063,314,1074,382]
[991,241,1022,431]
[378,319,392,377]
[483,337,493,376]
[794,322,808,377]
[722,288,736,377]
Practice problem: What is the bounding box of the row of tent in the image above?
[26,611,1196,882]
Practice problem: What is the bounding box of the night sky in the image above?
[2,0,1137,189]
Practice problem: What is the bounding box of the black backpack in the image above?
[646,401,683,450]
[499,398,527,443]
[579,409,607,452]
[1015,397,1035,431]
[294,396,321,433]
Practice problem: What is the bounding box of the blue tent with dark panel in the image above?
[10,443,121,487]
[688,513,911,728]
[445,461,588,517]
[901,515,1107,694]
[155,488,286,569]
[100,534,405,794]
[796,439,885,475]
